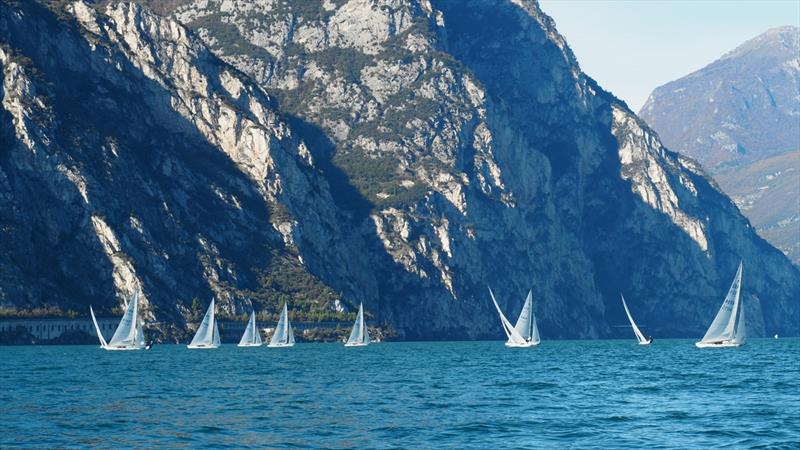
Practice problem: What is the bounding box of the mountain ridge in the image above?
[640,25,800,265]
[0,0,797,340]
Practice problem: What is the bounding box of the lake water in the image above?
[2,339,798,448]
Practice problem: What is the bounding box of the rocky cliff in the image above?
[640,26,800,265]
[0,0,798,339]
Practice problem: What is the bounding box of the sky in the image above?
[538,0,800,112]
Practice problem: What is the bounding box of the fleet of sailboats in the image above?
[87,261,752,350]
[489,288,541,347]
[621,294,652,345]
[90,292,147,351]
[345,302,370,347]
[268,302,295,348]
[188,299,221,349]
[696,262,746,348]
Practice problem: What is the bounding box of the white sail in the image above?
[107,293,144,348]
[345,302,370,346]
[136,321,146,348]
[697,262,745,347]
[89,305,108,348]
[513,290,541,344]
[489,288,529,346]
[733,300,746,345]
[621,294,651,345]
[238,311,262,347]
[189,298,220,349]
[269,302,295,347]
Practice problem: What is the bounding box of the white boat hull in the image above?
[695,341,742,348]
[638,338,653,346]
[187,344,220,349]
[344,342,368,347]
[103,345,146,351]
[267,343,295,348]
[505,340,540,348]
[237,343,262,348]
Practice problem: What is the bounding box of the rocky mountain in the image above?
[0,0,798,340]
[640,26,800,264]
[714,151,800,265]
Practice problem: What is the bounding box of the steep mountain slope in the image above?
[640,27,800,264]
[171,0,799,337]
[0,0,366,338]
[714,151,800,264]
[0,0,798,339]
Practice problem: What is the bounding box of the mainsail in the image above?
[269,302,295,347]
[513,290,541,344]
[698,262,745,347]
[621,294,650,344]
[238,311,263,347]
[189,299,221,348]
[489,288,528,346]
[107,292,145,348]
[345,302,370,346]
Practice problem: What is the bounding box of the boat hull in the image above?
[638,339,653,346]
[237,343,262,348]
[187,344,220,349]
[695,341,742,348]
[505,340,540,348]
[344,342,369,347]
[268,343,295,348]
[103,345,146,351]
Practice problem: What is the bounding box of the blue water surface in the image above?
[1,339,798,448]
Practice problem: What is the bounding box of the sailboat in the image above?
[89,292,147,351]
[489,288,541,347]
[238,310,263,347]
[188,298,221,349]
[344,302,370,347]
[621,294,652,345]
[696,261,746,348]
[268,302,295,348]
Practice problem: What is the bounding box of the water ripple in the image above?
[1,339,798,448]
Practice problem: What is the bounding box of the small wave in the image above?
[196,425,227,435]
[450,422,517,435]
[631,385,662,393]
[663,410,691,420]
[494,380,558,390]
[600,415,633,422]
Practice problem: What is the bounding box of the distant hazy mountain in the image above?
[640,26,800,264]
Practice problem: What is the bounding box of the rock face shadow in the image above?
[0,1,279,323]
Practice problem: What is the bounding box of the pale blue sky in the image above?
[538,0,800,111]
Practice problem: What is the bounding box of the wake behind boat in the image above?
[90,292,146,351]
[489,288,540,347]
[621,294,652,345]
[345,302,370,347]
[696,261,745,348]
[268,302,295,348]
[188,299,221,349]
[238,310,262,347]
